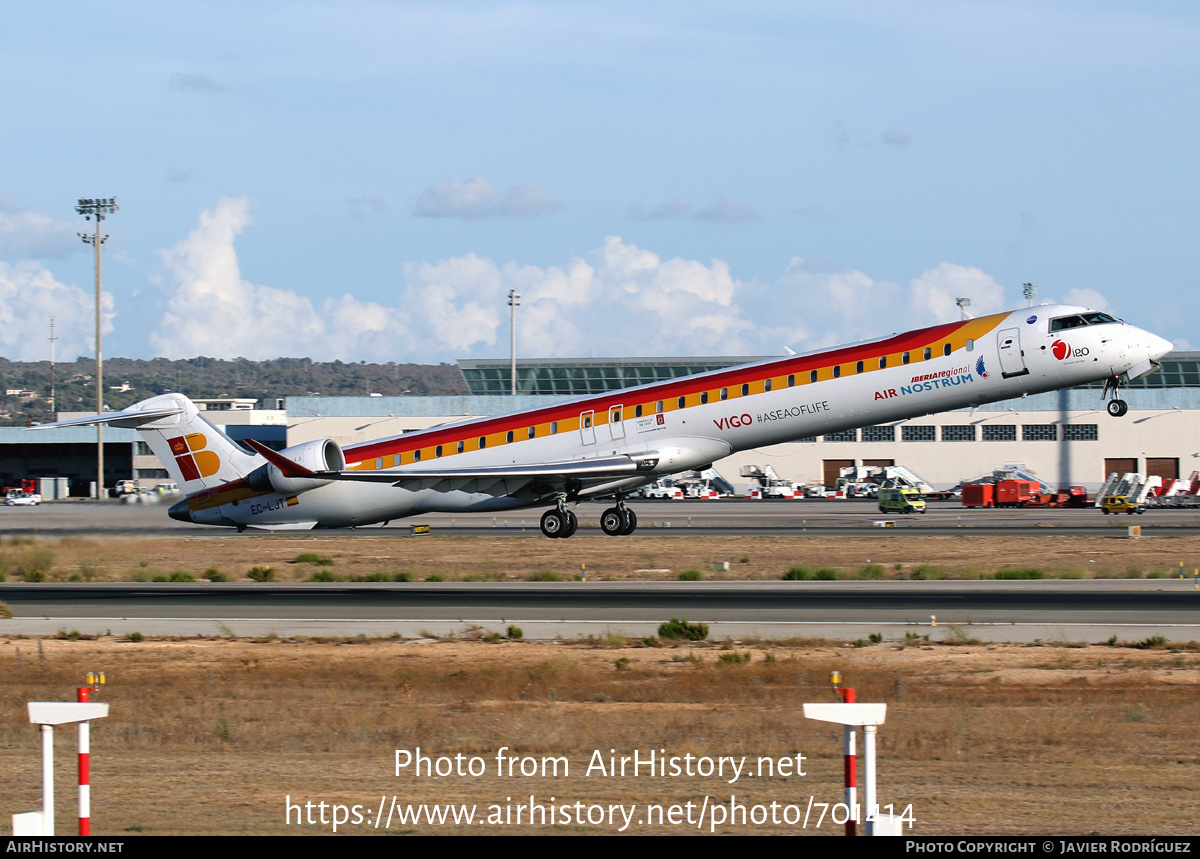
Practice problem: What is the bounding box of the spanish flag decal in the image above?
[286,496,299,507]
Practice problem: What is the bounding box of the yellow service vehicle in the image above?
[1100,495,1145,515]
[878,487,926,514]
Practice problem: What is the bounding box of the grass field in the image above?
[5,531,1200,583]
[3,634,1198,835]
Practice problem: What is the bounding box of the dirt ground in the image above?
[2,635,1198,836]
[11,531,1200,582]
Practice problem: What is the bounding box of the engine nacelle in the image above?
[245,438,346,496]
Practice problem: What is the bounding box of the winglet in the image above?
[245,438,317,479]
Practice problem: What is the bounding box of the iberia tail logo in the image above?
[168,434,221,481]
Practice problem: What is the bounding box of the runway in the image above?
[7,496,1200,536]
[3,579,1197,643]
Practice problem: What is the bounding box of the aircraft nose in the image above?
[1147,332,1173,361]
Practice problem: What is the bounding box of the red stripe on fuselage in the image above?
[346,316,984,464]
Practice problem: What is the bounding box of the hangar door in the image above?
[1146,458,1179,482]
[1103,458,1138,481]
[823,459,854,487]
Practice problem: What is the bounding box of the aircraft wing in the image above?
[245,439,659,497]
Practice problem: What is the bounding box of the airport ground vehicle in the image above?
[1101,495,1145,515]
[5,489,41,506]
[36,304,1171,537]
[878,487,926,514]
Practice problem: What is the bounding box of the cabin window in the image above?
[656,401,663,414]
[879,356,887,369]
[635,405,643,417]
[923,347,931,360]
[506,431,513,443]
[787,374,795,387]
[764,379,772,392]
[700,391,709,404]
[902,352,910,365]
[435,445,443,457]
[550,421,558,434]
[478,436,486,449]
[583,415,592,428]
[528,426,536,438]
[966,339,975,352]
[720,388,728,400]
[809,370,818,383]
[413,450,421,462]
[677,396,686,409]
[611,408,621,422]
[833,365,841,378]
[393,454,401,466]
[376,458,383,469]
[457,441,464,453]
[943,343,952,356]
[856,361,864,374]
[740,383,749,396]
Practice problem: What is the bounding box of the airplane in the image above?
[35,304,1172,538]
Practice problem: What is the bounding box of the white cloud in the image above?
[1062,287,1110,312]
[882,129,911,146]
[908,262,1008,322]
[151,197,1039,362]
[151,197,379,360]
[0,261,112,361]
[413,176,564,220]
[0,206,81,260]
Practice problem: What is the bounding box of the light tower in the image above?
[1022,282,1038,307]
[75,197,118,500]
[955,297,971,321]
[508,289,520,396]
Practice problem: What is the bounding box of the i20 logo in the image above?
[713,414,753,431]
[1052,340,1089,361]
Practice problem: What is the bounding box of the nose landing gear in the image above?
[1102,376,1129,417]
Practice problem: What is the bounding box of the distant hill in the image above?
[0,356,469,425]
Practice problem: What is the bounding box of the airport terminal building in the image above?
[5,354,1199,495]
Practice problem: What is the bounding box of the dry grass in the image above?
[11,532,1200,583]
[2,636,1198,835]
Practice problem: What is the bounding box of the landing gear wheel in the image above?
[620,509,638,535]
[561,510,578,538]
[540,509,567,539]
[1107,399,1128,417]
[600,507,625,536]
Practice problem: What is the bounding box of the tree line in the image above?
[0,356,469,425]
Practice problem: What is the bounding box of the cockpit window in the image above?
[1051,313,1119,331]
[1050,315,1087,331]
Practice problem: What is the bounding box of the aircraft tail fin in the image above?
[32,393,261,495]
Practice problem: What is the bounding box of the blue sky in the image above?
[0,1,1196,363]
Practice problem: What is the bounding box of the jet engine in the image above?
[245,438,346,495]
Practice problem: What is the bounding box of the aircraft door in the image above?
[608,405,625,440]
[579,410,597,445]
[997,328,1030,378]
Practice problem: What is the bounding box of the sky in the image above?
[0,1,1196,364]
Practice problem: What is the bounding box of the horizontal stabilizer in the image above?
[28,404,184,430]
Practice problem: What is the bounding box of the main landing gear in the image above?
[538,498,638,538]
[599,501,637,537]
[1102,376,1129,417]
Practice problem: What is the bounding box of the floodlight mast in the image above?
[76,197,118,500]
[1023,282,1038,307]
[508,289,520,396]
